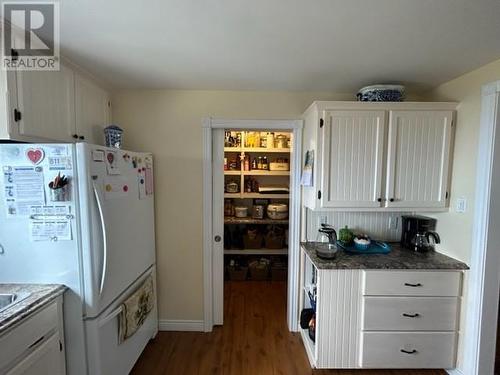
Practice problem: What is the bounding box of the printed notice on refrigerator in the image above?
[30,205,71,219]
[2,166,45,217]
[29,220,72,242]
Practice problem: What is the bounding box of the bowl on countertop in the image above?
[353,236,371,251]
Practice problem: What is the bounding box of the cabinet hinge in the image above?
[10,48,18,62]
[317,190,321,200]
[319,118,324,128]
[13,108,21,122]
[59,340,63,351]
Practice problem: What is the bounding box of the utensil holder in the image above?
[50,185,70,202]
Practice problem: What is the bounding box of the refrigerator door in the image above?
[77,143,155,318]
[0,143,89,375]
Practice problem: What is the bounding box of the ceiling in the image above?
[58,0,500,92]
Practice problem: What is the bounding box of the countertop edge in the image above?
[0,285,67,336]
[301,242,470,271]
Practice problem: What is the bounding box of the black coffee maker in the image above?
[401,215,440,252]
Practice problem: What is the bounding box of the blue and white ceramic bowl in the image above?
[356,84,405,102]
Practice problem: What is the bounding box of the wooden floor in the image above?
[131,281,446,375]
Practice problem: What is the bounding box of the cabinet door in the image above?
[6,334,64,375]
[385,111,453,208]
[75,74,111,145]
[320,110,386,208]
[15,65,76,142]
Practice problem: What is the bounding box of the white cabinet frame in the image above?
[202,118,303,332]
[302,101,457,211]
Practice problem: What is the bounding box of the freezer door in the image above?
[84,265,158,375]
[77,143,156,318]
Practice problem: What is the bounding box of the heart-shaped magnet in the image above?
[26,148,45,165]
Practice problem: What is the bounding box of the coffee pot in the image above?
[315,224,338,259]
[411,231,441,252]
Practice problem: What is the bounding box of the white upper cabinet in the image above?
[320,110,386,208]
[0,57,110,144]
[14,65,76,142]
[75,74,111,145]
[302,102,456,211]
[385,111,453,208]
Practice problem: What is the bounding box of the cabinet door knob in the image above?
[79,136,85,140]
[390,198,395,202]
[72,134,78,139]
[377,198,382,202]
[214,235,222,242]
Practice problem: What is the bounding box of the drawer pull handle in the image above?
[400,349,418,355]
[402,313,420,318]
[28,335,45,349]
[404,282,422,287]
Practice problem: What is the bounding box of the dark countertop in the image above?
[0,284,67,335]
[301,242,469,270]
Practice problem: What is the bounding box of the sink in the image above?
[0,292,30,313]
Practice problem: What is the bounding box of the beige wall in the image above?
[424,57,500,263]
[111,90,351,321]
[422,57,500,371]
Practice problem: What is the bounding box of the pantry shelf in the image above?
[224,216,289,225]
[243,170,290,176]
[242,147,291,153]
[223,193,290,199]
[242,193,289,199]
[224,248,288,255]
[224,147,242,152]
[224,170,241,175]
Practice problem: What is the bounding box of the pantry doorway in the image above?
[202,119,303,333]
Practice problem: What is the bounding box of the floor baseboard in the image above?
[158,319,205,332]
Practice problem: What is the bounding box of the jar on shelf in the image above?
[266,132,275,149]
[275,134,287,149]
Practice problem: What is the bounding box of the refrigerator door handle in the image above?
[93,182,108,296]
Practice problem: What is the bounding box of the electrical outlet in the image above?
[388,216,398,230]
[456,197,467,213]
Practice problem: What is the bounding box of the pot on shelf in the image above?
[267,203,288,220]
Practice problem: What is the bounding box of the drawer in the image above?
[0,301,59,371]
[360,332,456,368]
[362,297,459,331]
[363,270,461,296]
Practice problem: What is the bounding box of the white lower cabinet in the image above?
[300,251,463,369]
[360,332,456,368]
[0,296,65,375]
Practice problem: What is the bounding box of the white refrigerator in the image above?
[0,142,158,375]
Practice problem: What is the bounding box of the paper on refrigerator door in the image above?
[2,166,46,217]
[138,168,146,200]
[29,220,72,241]
[144,156,154,196]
